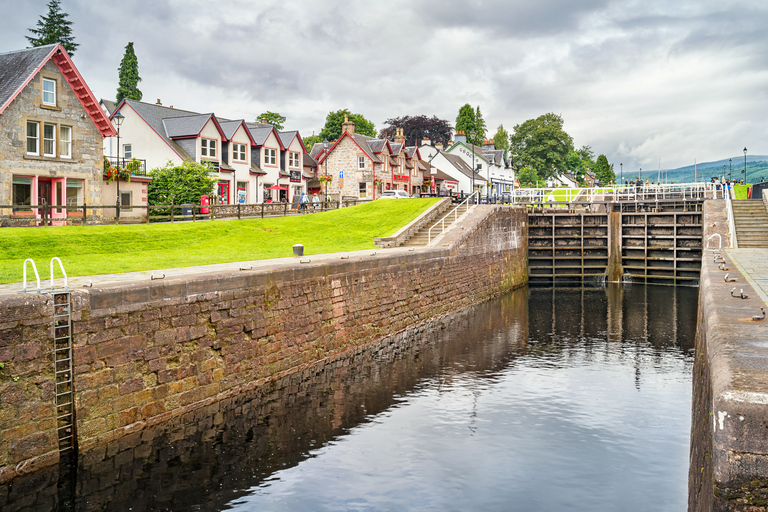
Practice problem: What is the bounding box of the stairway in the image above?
[732,199,768,247]
[402,201,462,247]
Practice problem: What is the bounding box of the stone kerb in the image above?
[374,198,451,248]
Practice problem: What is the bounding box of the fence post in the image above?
[210,205,214,222]
[284,203,287,216]
[146,205,150,224]
[193,205,197,222]
[261,203,264,219]
[83,202,87,226]
[170,202,174,223]
[237,203,241,220]
[43,204,48,227]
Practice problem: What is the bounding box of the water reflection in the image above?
[0,285,696,511]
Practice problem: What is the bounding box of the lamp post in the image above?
[744,147,748,183]
[729,159,732,182]
[723,165,726,181]
[470,130,476,202]
[620,163,623,184]
[323,138,329,201]
[113,111,124,221]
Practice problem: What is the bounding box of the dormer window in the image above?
[201,138,217,158]
[264,148,276,166]
[232,143,246,162]
[289,151,300,168]
[42,78,56,106]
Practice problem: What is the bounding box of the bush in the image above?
[148,161,217,205]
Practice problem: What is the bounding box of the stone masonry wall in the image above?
[0,205,527,483]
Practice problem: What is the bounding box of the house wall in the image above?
[260,132,283,201]
[324,136,370,199]
[101,178,150,218]
[102,104,182,172]
[228,125,254,204]
[0,60,103,210]
[285,137,305,200]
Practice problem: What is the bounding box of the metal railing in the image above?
[510,182,724,206]
[105,157,148,176]
[428,191,478,245]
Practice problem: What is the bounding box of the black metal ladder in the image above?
[53,292,75,453]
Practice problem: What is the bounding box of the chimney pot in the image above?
[156,99,162,105]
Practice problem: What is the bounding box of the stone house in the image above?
[102,99,309,204]
[314,117,426,200]
[0,44,116,224]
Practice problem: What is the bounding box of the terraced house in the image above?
[313,117,427,200]
[102,100,309,204]
[0,44,116,224]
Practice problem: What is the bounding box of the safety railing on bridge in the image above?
[511,182,724,207]
[428,191,479,245]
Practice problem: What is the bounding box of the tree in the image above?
[508,113,574,181]
[116,42,142,102]
[566,146,595,186]
[378,115,453,146]
[493,124,510,152]
[303,133,323,151]
[518,166,540,188]
[454,104,486,146]
[318,109,376,141]
[26,0,79,55]
[594,154,615,184]
[257,111,286,131]
[148,161,217,205]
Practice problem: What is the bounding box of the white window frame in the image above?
[232,143,247,162]
[60,126,72,159]
[43,123,56,157]
[358,156,366,169]
[265,148,276,166]
[26,121,39,155]
[201,138,217,158]
[66,179,83,207]
[124,144,132,159]
[42,78,56,106]
[289,151,300,168]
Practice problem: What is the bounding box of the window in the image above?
[26,122,39,155]
[264,148,276,166]
[201,138,217,158]
[66,180,83,207]
[60,126,71,158]
[289,151,300,168]
[43,123,56,157]
[12,176,33,208]
[124,144,132,159]
[233,143,247,162]
[120,191,132,211]
[359,181,367,199]
[358,156,365,169]
[42,78,56,106]
[236,181,248,204]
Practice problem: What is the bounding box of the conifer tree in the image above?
[116,42,142,102]
[26,0,79,55]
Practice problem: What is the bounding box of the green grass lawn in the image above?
[733,184,752,199]
[0,198,439,284]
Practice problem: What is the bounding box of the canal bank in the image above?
[691,199,768,511]
[0,205,527,483]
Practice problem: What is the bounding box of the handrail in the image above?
[725,183,737,248]
[23,259,41,293]
[510,181,721,205]
[50,257,68,291]
[706,233,722,251]
[428,192,478,245]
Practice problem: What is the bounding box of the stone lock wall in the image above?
[0,205,528,483]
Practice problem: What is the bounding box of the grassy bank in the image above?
[0,198,439,284]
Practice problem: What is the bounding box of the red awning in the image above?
[266,185,289,191]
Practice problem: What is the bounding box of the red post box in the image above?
[201,195,210,214]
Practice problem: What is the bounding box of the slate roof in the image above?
[119,99,203,161]
[352,134,382,163]
[218,119,246,141]
[246,124,276,147]
[250,162,266,175]
[0,44,58,114]
[443,152,486,182]
[405,146,418,158]
[309,143,326,160]
[278,130,298,149]
[101,98,116,115]
[162,114,214,138]
[303,153,317,167]
[367,139,387,153]
[390,143,403,155]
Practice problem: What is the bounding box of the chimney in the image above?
[261,117,269,125]
[156,99,162,105]
[454,130,466,144]
[342,114,355,136]
[421,137,430,147]
[436,142,444,151]
[482,140,495,150]
[394,127,405,146]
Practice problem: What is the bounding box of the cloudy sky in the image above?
[2,0,766,170]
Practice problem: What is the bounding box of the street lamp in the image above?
[743,147,748,183]
[112,111,124,221]
[620,163,623,184]
[323,138,329,200]
[470,130,476,202]
[729,159,732,182]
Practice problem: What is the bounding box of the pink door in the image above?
[50,178,66,219]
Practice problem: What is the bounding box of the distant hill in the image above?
[628,156,768,184]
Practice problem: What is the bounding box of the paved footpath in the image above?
[726,248,768,305]
[0,246,421,297]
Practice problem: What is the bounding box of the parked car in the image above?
[380,190,411,199]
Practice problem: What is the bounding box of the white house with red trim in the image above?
[0,43,120,224]
[102,99,309,204]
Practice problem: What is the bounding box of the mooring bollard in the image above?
[293,244,304,256]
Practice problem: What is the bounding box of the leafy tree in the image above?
[26,0,79,55]
[318,109,376,141]
[566,146,595,186]
[518,166,540,188]
[116,42,142,102]
[303,133,323,150]
[257,111,286,131]
[493,124,510,152]
[454,104,486,146]
[148,161,217,205]
[594,154,615,184]
[508,113,574,181]
[378,115,453,146]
